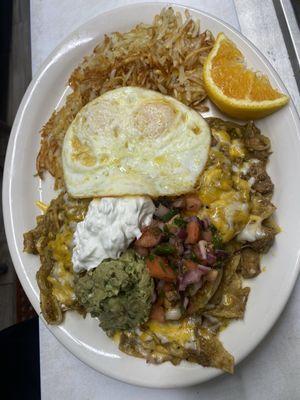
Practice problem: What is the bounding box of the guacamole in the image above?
[75,250,154,334]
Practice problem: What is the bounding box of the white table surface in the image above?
[31,1,300,399]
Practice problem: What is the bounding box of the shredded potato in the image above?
[36,8,214,189]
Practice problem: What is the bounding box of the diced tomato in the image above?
[135,227,162,248]
[150,303,165,323]
[185,220,200,244]
[183,259,198,270]
[146,256,177,282]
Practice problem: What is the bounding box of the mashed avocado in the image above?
[75,250,154,334]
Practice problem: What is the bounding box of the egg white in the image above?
[62,87,211,198]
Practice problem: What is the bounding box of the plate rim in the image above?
[3,0,300,388]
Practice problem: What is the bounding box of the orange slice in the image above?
[203,33,289,119]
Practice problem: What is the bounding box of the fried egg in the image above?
[62,87,211,198]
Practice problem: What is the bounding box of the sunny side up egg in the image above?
[62,87,211,198]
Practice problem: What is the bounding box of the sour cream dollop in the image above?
[72,196,155,272]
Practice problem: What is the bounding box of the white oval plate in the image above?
[3,1,300,388]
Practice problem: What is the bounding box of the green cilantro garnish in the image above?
[173,217,187,227]
[209,225,223,249]
[190,252,199,262]
[161,209,178,222]
[168,259,178,272]
[154,244,176,256]
[159,259,167,272]
[148,254,155,261]
[211,231,223,250]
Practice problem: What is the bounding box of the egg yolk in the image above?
[134,101,175,138]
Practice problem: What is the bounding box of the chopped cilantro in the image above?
[210,225,217,234]
[168,260,178,271]
[189,252,199,262]
[173,217,187,227]
[209,224,224,249]
[161,209,178,222]
[148,254,155,261]
[212,232,223,250]
[163,225,170,233]
[162,225,173,239]
[154,244,176,256]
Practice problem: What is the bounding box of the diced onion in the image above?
[198,240,207,259]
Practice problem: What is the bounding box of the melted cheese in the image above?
[199,128,252,242]
[229,139,245,159]
[237,215,266,242]
[208,192,249,242]
[212,129,231,144]
[212,129,245,159]
[200,166,233,204]
[47,229,75,306]
[147,320,196,348]
[233,176,250,202]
